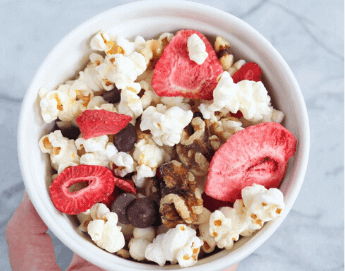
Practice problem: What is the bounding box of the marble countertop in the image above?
[0,0,343,270]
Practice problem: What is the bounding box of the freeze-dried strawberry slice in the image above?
[202,193,231,213]
[76,109,132,140]
[50,165,115,215]
[114,177,137,194]
[232,62,262,83]
[205,122,297,203]
[230,111,243,119]
[99,188,119,208]
[152,30,223,100]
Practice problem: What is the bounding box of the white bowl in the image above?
[17,1,310,270]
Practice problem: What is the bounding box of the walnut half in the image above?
[159,160,203,228]
[176,117,230,176]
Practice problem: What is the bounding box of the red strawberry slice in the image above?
[99,188,119,208]
[152,30,223,100]
[50,165,115,215]
[202,193,232,213]
[205,122,297,203]
[232,62,262,83]
[76,109,132,140]
[230,110,243,119]
[114,177,137,194]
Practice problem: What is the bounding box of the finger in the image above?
[224,263,239,271]
[66,254,105,271]
[6,191,61,271]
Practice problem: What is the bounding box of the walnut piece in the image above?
[141,39,169,68]
[215,36,234,71]
[176,117,230,176]
[159,160,203,228]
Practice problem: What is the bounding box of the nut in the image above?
[159,160,203,228]
[214,36,234,70]
[141,39,167,68]
[176,117,231,176]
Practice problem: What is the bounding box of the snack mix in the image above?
[38,29,297,268]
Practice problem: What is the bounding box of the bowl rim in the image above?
[17,1,310,270]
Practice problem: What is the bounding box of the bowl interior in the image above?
[18,1,309,271]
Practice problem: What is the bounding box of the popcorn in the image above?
[117,87,143,122]
[90,31,115,53]
[128,227,155,261]
[132,134,171,188]
[242,184,285,233]
[129,238,151,261]
[199,222,217,253]
[77,53,105,94]
[86,203,125,253]
[140,104,193,146]
[187,33,208,65]
[145,224,203,268]
[39,130,79,171]
[176,236,203,268]
[76,135,118,167]
[87,96,107,110]
[199,71,273,122]
[76,135,109,153]
[207,184,285,250]
[39,88,62,123]
[77,209,92,232]
[97,53,146,91]
[111,152,135,177]
[145,234,166,266]
[139,80,162,110]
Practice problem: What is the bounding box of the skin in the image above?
[6,191,238,271]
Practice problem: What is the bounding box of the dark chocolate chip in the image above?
[113,123,137,152]
[111,193,137,224]
[55,123,80,140]
[193,112,204,120]
[126,197,157,228]
[102,86,121,104]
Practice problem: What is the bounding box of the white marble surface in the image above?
[0,0,343,270]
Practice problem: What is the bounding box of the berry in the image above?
[205,122,297,203]
[99,189,119,209]
[76,109,132,140]
[152,30,223,100]
[232,62,262,83]
[49,165,115,215]
[202,193,231,213]
[114,177,136,194]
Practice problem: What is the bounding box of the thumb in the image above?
[6,191,61,271]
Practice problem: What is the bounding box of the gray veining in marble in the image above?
[0,0,343,270]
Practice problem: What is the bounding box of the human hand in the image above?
[6,191,239,271]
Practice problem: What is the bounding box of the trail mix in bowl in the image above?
[38,29,297,268]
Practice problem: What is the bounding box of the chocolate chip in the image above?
[126,197,157,228]
[54,122,80,140]
[102,86,121,104]
[111,193,137,224]
[113,123,137,152]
